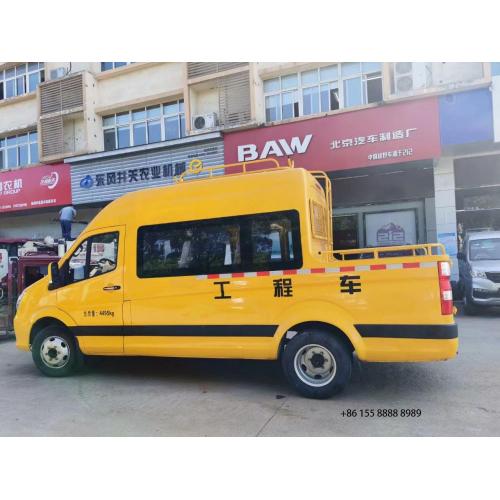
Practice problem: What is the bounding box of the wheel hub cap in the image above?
[40,336,70,369]
[294,344,337,387]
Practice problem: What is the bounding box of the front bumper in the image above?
[13,312,30,351]
[471,277,500,305]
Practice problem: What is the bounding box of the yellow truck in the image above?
[14,159,457,398]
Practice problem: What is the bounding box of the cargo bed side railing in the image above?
[321,243,447,261]
[309,171,333,250]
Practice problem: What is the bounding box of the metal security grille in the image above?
[218,71,251,127]
[71,139,225,205]
[40,115,64,157]
[40,74,83,115]
[187,62,247,79]
[310,200,328,240]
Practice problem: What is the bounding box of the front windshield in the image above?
[469,238,500,261]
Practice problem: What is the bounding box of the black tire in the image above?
[281,329,352,399]
[32,325,83,377]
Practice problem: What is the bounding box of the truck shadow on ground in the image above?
[80,354,445,399]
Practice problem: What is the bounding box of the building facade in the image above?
[1,61,499,283]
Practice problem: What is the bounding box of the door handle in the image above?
[103,285,121,291]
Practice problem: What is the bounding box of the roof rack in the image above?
[175,157,295,183]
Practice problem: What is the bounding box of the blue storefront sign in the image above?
[439,88,494,146]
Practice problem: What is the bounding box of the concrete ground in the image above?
[0,310,499,436]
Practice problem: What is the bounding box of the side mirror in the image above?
[456,252,465,260]
[48,262,62,290]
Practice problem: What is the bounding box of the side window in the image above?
[89,233,119,277]
[137,210,301,278]
[66,232,119,284]
[138,221,241,278]
[250,213,298,268]
[68,240,88,283]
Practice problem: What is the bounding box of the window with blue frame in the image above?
[0,131,39,169]
[102,100,185,151]
[0,63,45,101]
[264,63,383,122]
[100,62,131,72]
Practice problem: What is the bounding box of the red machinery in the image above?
[0,239,60,336]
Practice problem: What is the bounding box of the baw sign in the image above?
[224,97,441,172]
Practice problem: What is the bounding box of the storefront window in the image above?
[0,63,44,101]
[0,131,38,169]
[333,214,359,250]
[455,156,500,241]
[365,210,417,247]
[264,63,382,122]
[103,99,185,151]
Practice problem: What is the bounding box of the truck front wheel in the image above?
[32,326,83,377]
[281,330,352,399]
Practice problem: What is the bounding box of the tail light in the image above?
[438,261,453,315]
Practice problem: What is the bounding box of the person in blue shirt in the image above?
[59,205,77,241]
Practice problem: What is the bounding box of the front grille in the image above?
[486,272,500,284]
[473,289,500,299]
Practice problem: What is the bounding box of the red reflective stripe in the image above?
[370,264,386,270]
[207,274,220,279]
[402,262,420,269]
[340,266,355,272]
[283,269,297,275]
[257,271,270,276]
[311,268,325,274]
[232,272,245,277]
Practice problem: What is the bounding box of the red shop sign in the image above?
[0,163,72,213]
[224,97,441,171]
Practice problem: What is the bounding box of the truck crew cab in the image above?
[14,159,458,399]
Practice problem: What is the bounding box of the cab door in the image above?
[57,226,125,354]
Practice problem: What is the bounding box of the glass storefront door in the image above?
[333,214,359,250]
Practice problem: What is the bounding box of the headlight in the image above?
[16,289,26,310]
[471,269,487,278]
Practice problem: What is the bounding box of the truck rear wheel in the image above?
[281,330,352,399]
[32,326,83,377]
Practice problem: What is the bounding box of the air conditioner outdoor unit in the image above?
[50,67,67,80]
[393,62,430,94]
[192,113,218,131]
